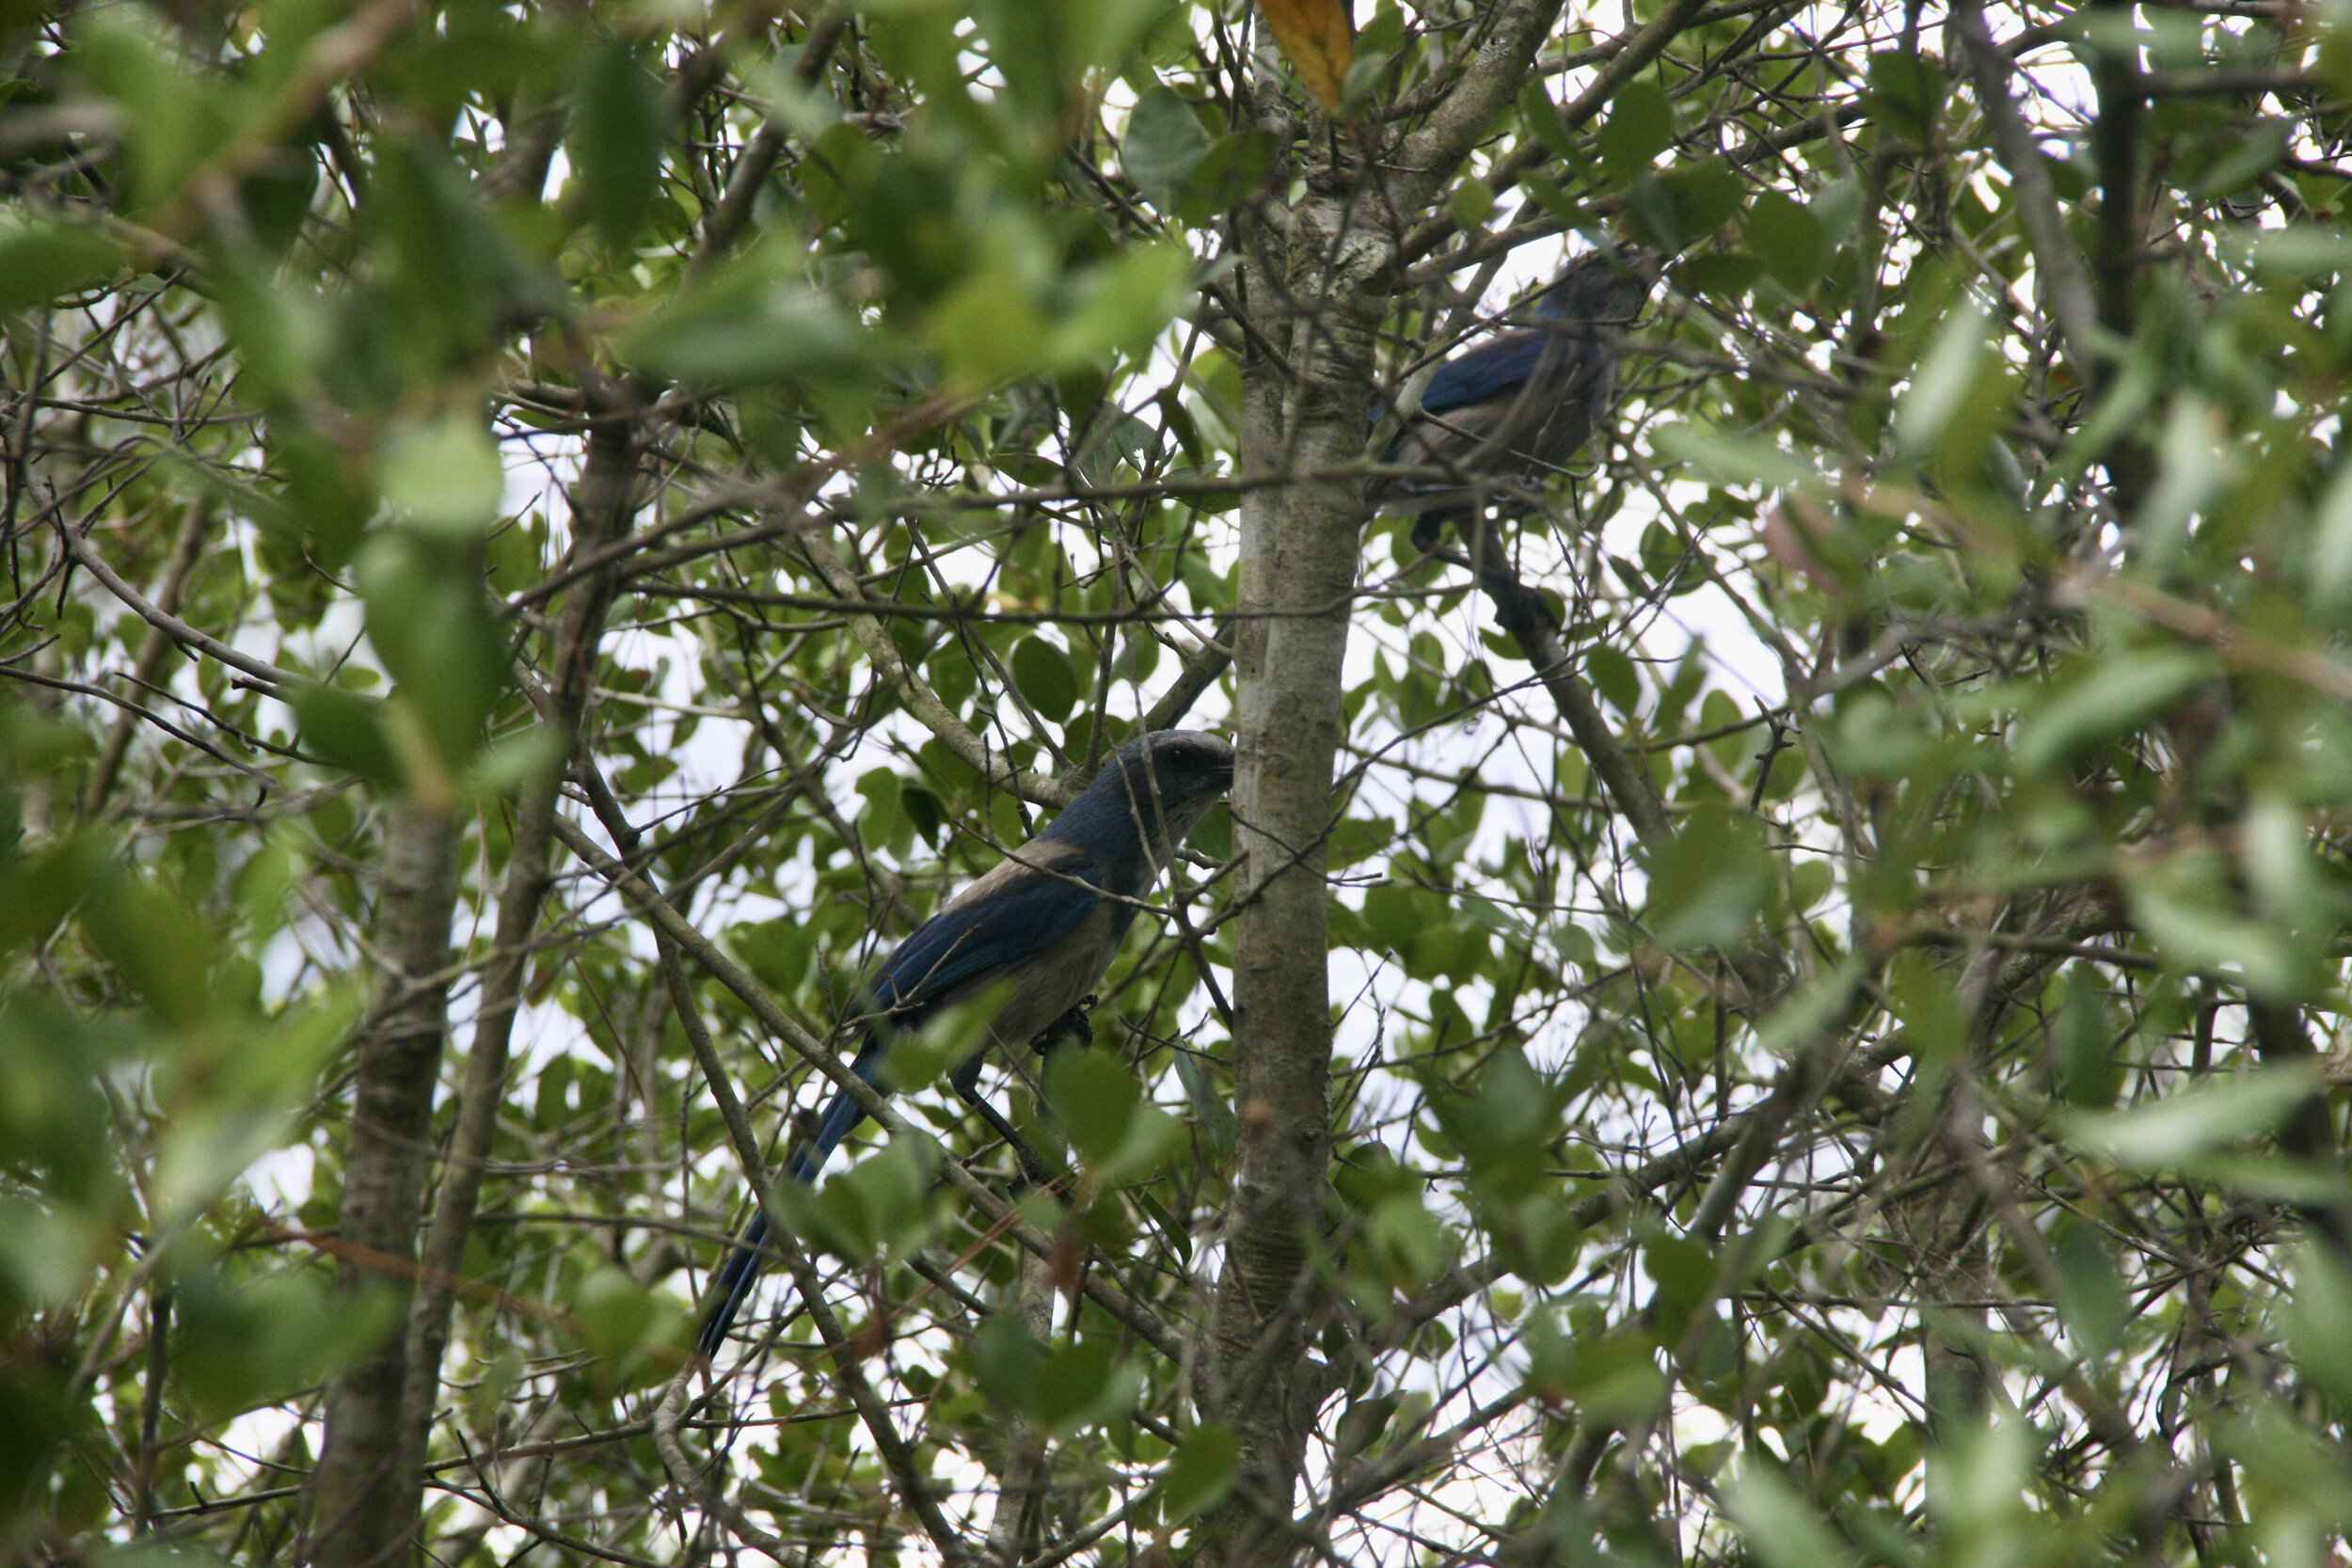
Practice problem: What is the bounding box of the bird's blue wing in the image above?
[866,845,1105,1017]
[1417,329,1557,416]
[1371,328,1546,431]
[701,843,1111,1362]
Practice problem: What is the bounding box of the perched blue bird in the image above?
[1373,245,1659,541]
[698,729,1235,1360]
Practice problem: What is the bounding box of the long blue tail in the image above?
[697,1044,886,1360]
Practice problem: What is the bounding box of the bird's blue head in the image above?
[1044,730,1234,866]
[1531,245,1660,325]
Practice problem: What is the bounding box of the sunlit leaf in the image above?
[2063,1065,2323,1167]
[1259,0,1353,113]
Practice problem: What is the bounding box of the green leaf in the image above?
[1451,175,1496,230]
[2123,861,2306,999]
[2052,1222,2127,1358]
[1161,1424,1242,1520]
[364,138,524,372]
[242,139,321,255]
[268,426,373,571]
[288,683,402,787]
[2009,649,2218,776]
[380,415,503,541]
[1359,882,1420,957]
[572,1264,653,1357]
[1658,161,1741,241]
[175,1267,391,1420]
[1177,130,1277,224]
[1044,1048,1138,1165]
[1864,49,1945,142]
[972,1313,1043,1412]
[1747,192,1825,293]
[624,256,878,388]
[1893,300,1992,463]
[1123,87,1212,212]
[2053,964,2124,1108]
[0,1196,102,1311]
[1651,421,1819,490]
[1010,638,1080,721]
[2285,1241,2352,1410]
[1676,251,1761,299]
[469,724,567,797]
[1642,804,1772,948]
[1518,81,1578,160]
[1584,644,1639,713]
[1518,173,1586,230]
[2062,1064,2322,1167]
[1032,1335,1136,1433]
[1724,1465,1863,1568]
[2134,395,2231,563]
[0,222,124,316]
[1753,959,1864,1058]
[2191,117,2290,200]
[1368,1193,1446,1288]
[807,1134,942,1260]
[1070,0,1175,73]
[1543,1324,1667,1425]
[81,874,215,1030]
[76,8,224,205]
[354,531,508,774]
[2309,457,2352,610]
[1599,81,1674,184]
[2244,794,2342,930]
[1328,816,1393,868]
[931,270,1054,388]
[1047,243,1194,370]
[969,0,1080,128]
[1174,1050,1235,1158]
[568,42,665,250]
[1643,1229,1720,1325]
[2245,226,2352,276]
[468,1353,526,1439]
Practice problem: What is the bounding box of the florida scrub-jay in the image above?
[698,728,1235,1359]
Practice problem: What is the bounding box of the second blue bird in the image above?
[1374,245,1659,538]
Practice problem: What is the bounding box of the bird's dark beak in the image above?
[1610,244,1661,282]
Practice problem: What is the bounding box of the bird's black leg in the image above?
[1409,510,1448,558]
[944,999,1101,1191]
[949,1053,1059,1191]
[1452,513,1556,634]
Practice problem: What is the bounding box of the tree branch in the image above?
[398,373,645,1521]
[1950,0,2104,386]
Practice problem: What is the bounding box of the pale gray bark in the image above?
[1191,8,1597,1559]
[306,799,460,1568]
[983,1250,1058,1566]
[1194,198,1370,1562]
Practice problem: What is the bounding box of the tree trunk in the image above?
[1195,179,1384,1564]
[306,800,461,1568]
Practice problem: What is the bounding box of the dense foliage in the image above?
[6,0,2352,1562]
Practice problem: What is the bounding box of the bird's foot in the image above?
[1007,1155,1071,1202]
[1032,995,1096,1055]
[957,1142,1064,1199]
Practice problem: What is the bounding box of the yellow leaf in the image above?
[1259,0,1354,116]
